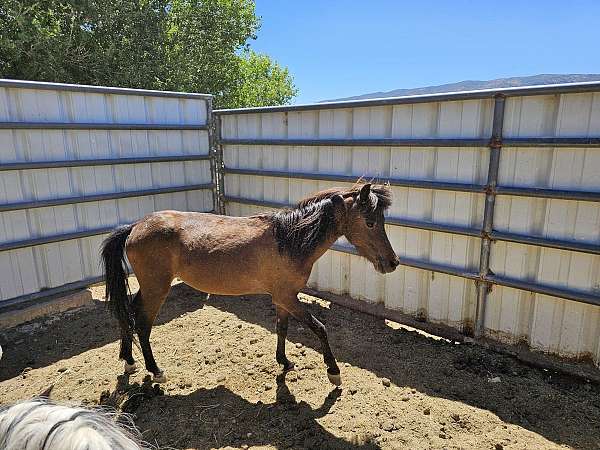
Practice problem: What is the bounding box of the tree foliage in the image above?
[230,50,297,107]
[0,0,297,108]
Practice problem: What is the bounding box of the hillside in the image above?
[325,74,600,102]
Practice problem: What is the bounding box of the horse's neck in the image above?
[303,228,343,268]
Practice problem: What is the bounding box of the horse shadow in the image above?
[2,282,599,449]
[107,371,379,450]
[190,285,600,450]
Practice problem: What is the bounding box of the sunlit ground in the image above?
[1,279,599,449]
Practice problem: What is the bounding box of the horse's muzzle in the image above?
[376,255,400,274]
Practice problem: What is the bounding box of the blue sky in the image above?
[250,1,600,104]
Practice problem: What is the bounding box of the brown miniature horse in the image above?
[101,182,399,386]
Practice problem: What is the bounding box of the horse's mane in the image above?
[297,183,392,210]
[0,398,149,450]
[270,182,392,262]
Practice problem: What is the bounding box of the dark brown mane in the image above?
[298,183,392,212]
[271,183,392,261]
[271,197,337,262]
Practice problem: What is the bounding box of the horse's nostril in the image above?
[390,258,400,268]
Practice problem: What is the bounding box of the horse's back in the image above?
[125,210,286,295]
[127,210,268,244]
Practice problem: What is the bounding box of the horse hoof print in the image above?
[153,372,167,383]
[327,372,342,386]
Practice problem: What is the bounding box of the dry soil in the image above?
[1,279,599,449]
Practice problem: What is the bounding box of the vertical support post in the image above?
[214,114,226,215]
[207,99,225,214]
[475,94,506,337]
[207,97,219,213]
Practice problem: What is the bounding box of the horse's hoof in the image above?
[283,362,296,373]
[327,371,342,386]
[124,361,138,374]
[153,371,167,383]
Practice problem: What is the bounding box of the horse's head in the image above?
[333,183,399,274]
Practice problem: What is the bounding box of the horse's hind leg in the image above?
[133,275,172,383]
[120,312,137,374]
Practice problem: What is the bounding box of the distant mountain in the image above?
[325,74,600,102]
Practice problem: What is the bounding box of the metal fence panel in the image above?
[221,99,493,331]
[486,93,600,361]
[0,81,213,306]
[218,87,600,367]
[3,79,599,369]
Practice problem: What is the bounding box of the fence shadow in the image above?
[0,285,205,381]
[1,282,598,449]
[193,285,600,450]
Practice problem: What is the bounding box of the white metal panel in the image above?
[0,83,212,303]
[222,100,493,330]
[222,115,240,214]
[286,111,321,287]
[221,93,600,367]
[315,109,353,295]
[487,92,600,364]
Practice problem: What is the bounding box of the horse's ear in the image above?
[359,184,371,204]
[331,194,347,226]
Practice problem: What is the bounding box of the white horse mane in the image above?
[0,398,150,450]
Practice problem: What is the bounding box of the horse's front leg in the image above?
[276,293,341,386]
[275,306,295,371]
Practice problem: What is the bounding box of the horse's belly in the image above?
[177,265,269,296]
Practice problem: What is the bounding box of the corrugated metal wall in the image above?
[0,80,213,307]
[488,93,600,363]
[217,89,600,366]
[1,79,598,369]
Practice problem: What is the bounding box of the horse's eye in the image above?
[366,221,375,228]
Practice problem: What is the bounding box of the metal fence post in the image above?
[208,100,226,214]
[213,114,226,215]
[475,94,506,337]
[207,97,219,213]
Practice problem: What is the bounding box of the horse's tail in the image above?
[101,224,135,340]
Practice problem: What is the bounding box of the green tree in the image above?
[0,0,297,108]
[0,1,169,89]
[228,50,297,108]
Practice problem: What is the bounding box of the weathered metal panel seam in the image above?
[0,122,208,130]
[0,155,211,171]
[207,97,219,213]
[0,184,214,212]
[222,167,600,202]
[214,115,226,214]
[219,137,600,147]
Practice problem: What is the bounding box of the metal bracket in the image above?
[489,136,503,149]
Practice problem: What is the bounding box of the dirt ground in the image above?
[1,279,599,450]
